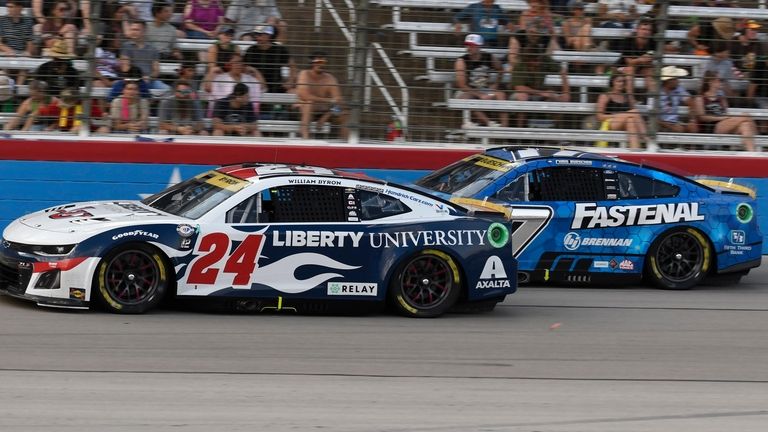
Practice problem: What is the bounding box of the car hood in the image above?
[7,201,187,244]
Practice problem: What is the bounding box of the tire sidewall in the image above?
[645,227,711,290]
[388,249,462,318]
[93,243,169,314]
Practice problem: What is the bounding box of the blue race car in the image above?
[414,147,762,289]
[0,164,517,316]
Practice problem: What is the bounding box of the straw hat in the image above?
[47,39,75,59]
[712,17,735,40]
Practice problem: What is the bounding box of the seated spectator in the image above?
[183,0,225,39]
[595,74,648,149]
[597,0,639,30]
[692,71,756,151]
[225,0,287,44]
[0,0,35,86]
[612,18,655,92]
[212,82,259,137]
[658,66,696,133]
[108,54,152,101]
[28,87,110,133]
[296,51,349,140]
[158,80,208,136]
[452,0,513,48]
[203,53,263,115]
[206,27,240,76]
[120,20,172,93]
[509,27,569,127]
[454,34,507,128]
[731,20,763,105]
[244,25,296,94]
[145,2,183,61]
[561,2,594,51]
[110,80,149,133]
[703,40,736,97]
[92,39,120,88]
[32,39,81,96]
[0,73,16,114]
[33,0,78,56]
[687,16,735,56]
[3,80,51,131]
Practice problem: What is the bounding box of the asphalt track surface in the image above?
[1,266,767,432]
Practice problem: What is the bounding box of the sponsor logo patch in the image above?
[177,224,196,238]
[476,256,511,289]
[69,288,85,300]
[593,260,609,268]
[327,282,377,296]
[564,232,632,251]
[730,230,746,245]
[619,259,634,271]
[572,203,705,229]
[112,230,160,241]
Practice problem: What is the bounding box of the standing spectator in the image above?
[33,0,78,56]
[612,18,655,92]
[158,80,208,136]
[183,0,225,39]
[687,16,735,56]
[509,27,568,127]
[658,66,696,133]
[212,82,259,136]
[597,0,639,29]
[296,51,349,140]
[110,79,149,133]
[120,20,172,93]
[561,2,594,51]
[453,0,512,48]
[0,0,35,86]
[206,26,240,76]
[32,39,81,96]
[595,74,648,149]
[145,2,183,61]
[203,53,264,116]
[244,25,295,93]
[454,34,508,128]
[225,0,287,44]
[692,71,756,151]
[4,80,51,131]
[30,87,110,133]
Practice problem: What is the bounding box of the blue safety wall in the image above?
[1,160,766,253]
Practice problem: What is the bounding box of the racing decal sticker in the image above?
[473,155,517,172]
[476,256,511,289]
[112,230,160,241]
[563,232,632,251]
[48,206,95,219]
[730,230,746,245]
[571,202,705,229]
[273,231,364,247]
[725,230,752,255]
[177,224,196,238]
[619,259,634,271]
[69,288,85,300]
[592,260,610,268]
[199,171,249,192]
[555,159,593,166]
[327,282,378,296]
[507,206,553,257]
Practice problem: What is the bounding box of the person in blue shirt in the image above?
[658,66,696,133]
[453,0,512,47]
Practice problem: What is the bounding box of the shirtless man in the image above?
[296,51,349,139]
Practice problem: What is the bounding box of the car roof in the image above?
[215,163,382,183]
[484,146,619,163]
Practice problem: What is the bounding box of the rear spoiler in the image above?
[450,197,512,219]
[695,179,756,198]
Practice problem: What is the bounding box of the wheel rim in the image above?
[654,232,704,283]
[400,255,453,309]
[104,250,160,305]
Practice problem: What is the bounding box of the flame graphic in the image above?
[253,253,360,294]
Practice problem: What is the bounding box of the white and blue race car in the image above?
[0,164,517,316]
[414,147,762,289]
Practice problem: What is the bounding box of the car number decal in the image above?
[187,233,265,286]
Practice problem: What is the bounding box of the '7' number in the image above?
[187,233,264,286]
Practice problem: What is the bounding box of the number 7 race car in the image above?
[0,164,517,317]
[414,147,762,290]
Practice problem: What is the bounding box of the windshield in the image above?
[142,171,249,219]
[415,155,517,197]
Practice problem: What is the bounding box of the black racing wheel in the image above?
[93,244,169,313]
[389,249,461,318]
[645,228,711,290]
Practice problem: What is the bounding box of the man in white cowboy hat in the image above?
[658,65,696,133]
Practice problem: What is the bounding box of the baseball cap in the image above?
[218,26,235,35]
[464,34,484,46]
[745,20,762,30]
[660,65,688,81]
[252,25,275,35]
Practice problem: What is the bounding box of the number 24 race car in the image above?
[414,147,762,290]
[0,164,517,317]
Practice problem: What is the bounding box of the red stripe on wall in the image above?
[1,139,767,177]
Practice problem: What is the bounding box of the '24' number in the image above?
[187,233,264,286]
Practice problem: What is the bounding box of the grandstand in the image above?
[0,0,767,150]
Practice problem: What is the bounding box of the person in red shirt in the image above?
[32,87,111,133]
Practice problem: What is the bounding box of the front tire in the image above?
[93,244,169,314]
[645,228,711,290]
[389,249,461,318]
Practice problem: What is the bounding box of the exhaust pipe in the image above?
[517,272,531,284]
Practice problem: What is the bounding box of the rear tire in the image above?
[645,228,711,290]
[93,244,169,314]
[389,249,461,318]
